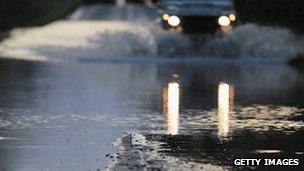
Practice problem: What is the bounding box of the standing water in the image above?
[0,3,303,171]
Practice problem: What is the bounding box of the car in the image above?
[157,0,238,33]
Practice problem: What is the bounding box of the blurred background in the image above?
[1,0,304,33]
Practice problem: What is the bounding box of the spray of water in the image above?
[89,22,304,59]
[0,4,303,61]
[77,4,304,59]
[203,24,304,59]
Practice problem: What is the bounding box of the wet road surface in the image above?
[0,60,303,170]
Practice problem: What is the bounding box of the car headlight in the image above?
[218,15,231,27]
[168,15,181,27]
[162,13,170,21]
[228,14,236,21]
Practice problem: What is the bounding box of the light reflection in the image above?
[220,25,233,33]
[163,77,180,135]
[217,82,234,139]
[255,150,281,154]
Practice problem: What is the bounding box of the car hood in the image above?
[159,0,235,16]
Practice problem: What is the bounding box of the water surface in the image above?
[0,60,303,170]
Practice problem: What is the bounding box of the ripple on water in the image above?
[110,104,304,169]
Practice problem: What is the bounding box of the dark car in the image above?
[157,0,238,33]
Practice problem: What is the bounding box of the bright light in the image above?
[218,15,231,27]
[217,82,234,139]
[229,13,236,21]
[162,13,170,21]
[218,82,230,116]
[163,82,180,135]
[168,15,181,27]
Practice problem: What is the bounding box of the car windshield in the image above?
[159,0,233,8]
[159,0,233,6]
[158,0,235,15]
[160,0,232,2]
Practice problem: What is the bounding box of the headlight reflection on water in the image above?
[218,82,235,139]
[160,78,301,139]
[163,79,180,135]
[162,80,235,137]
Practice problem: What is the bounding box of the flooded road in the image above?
[0,3,303,171]
[0,60,303,170]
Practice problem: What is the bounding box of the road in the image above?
[0,3,303,171]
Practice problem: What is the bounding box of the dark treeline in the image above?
[1,0,304,33]
[233,0,304,32]
[233,0,304,66]
[0,0,82,32]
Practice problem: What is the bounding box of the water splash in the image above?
[0,4,303,61]
[83,23,304,59]
[203,24,304,59]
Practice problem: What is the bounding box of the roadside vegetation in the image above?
[288,54,304,70]
[233,0,304,33]
[0,0,82,32]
